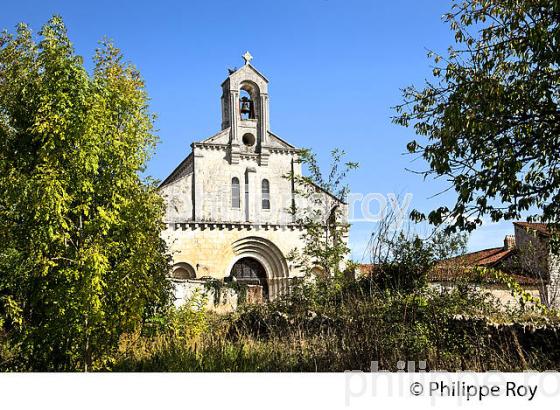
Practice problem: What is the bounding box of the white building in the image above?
[159,53,345,300]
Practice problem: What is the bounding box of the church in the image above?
[159,53,345,300]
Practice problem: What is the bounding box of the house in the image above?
[358,222,560,307]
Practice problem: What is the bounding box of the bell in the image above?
[240,97,252,116]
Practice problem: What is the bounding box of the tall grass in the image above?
[113,278,560,372]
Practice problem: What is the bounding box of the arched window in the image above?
[171,263,196,280]
[327,206,339,245]
[262,179,270,209]
[232,177,240,208]
[328,206,338,226]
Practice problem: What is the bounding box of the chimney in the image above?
[504,235,516,250]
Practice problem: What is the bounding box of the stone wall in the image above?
[514,224,549,277]
[514,224,560,307]
[191,146,299,225]
[172,279,266,312]
[159,141,348,300]
[483,287,543,308]
[430,282,543,308]
[163,223,307,299]
[161,169,193,223]
[172,279,238,313]
[548,251,560,306]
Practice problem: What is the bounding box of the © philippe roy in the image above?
[430,381,538,401]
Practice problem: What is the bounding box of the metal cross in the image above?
[242,51,253,65]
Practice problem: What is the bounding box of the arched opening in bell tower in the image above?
[239,90,254,120]
[239,82,259,120]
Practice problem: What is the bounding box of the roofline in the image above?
[247,63,269,82]
[439,246,513,266]
[198,128,230,144]
[268,130,296,149]
[158,152,193,189]
[221,63,269,87]
[513,222,551,237]
[307,180,347,205]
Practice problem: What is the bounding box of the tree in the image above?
[393,0,560,234]
[0,17,172,370]
[286,148,358,278]
[368,205,468,293]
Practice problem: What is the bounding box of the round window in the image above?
[242,133,255,147]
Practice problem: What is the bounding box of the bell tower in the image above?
[221,52,270,165]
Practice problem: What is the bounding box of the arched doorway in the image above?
[229,257,268,299]
[229,236,290,300]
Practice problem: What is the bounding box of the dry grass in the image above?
[112,281,560,372]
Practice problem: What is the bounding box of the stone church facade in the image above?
[159,53,344,300]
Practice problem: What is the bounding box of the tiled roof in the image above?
[356,264,375,275]
[514,222,551,237]
[430,247,543,285]
[356,246,541,286]
[356,221,554,287]
[443,247,515,267]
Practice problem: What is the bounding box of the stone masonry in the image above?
[159,53,345,301]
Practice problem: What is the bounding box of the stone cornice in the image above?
[192,141,299,155]
[192,142,228,151]
[167,221,304,232]
[269,147,300,154]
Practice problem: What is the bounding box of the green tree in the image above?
[0,17,172,371]
[393,0,560,233]
[369,207,468,293]
[286,148,358,278]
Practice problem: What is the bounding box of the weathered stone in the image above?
[160,54,346,302]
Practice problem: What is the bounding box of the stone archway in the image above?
[228,236,290,299]
[230,257,269,299]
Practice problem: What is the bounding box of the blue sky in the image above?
[1,0,516,260]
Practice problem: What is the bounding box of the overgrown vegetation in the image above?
[111,212,560,372]
[113,275,560,372]
[369,205,469,293]
[286,148,358,278]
